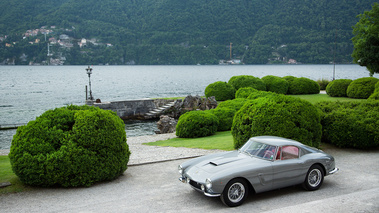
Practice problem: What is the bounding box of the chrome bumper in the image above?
[179,177,221,197]
[329,168,339,175]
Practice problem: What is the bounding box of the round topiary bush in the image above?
[232,95,322,149]
[204,81,235,101]
[316,101,379,149]
[287,77,320,95]
[261,75,289,94]
[247,90,282,100]
[9,105,130,187]
[347,77,379,99]
[326,79,352,97]
[235,87,258,99]
[228,75,266,91]
[176,110,219,138]
[209,108,236,131]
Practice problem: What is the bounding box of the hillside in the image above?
[0,0,376,65]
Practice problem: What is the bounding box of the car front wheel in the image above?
[303,164,324,191]
[220,178,249,207]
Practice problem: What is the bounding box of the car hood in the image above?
[185,151,268,181]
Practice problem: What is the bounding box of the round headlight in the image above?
[178,165,183,174]
[205,178,212,189]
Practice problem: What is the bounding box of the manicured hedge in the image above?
[228,75,266,91]
[204,81,235,101]
[286,77,320,95]
[316,101,379,149]
[326,79,352,97]
[209,108,236,131]
[347,77,379,99]
[216,98,249,112]
[247,90,282,100]
[176,110,219,138]
[368,81,379,100]
[261,75,289,94]
[235,87,258,99]
[9,105,130,187]
[232,95,322,149]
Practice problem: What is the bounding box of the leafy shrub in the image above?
[261,75,289,94]
[204,81,235,101]
[368,81,379,100]
[232,95,322,149]
[235,87,258,99]
[317,78,331,90]
[9,105,130,187]
[216,98,249,112]
[228,75,266,91]
[347,77,379,99]
[326,79,352,97]
[209,108,236,131]
[176,110,219,138]
[316,101,379,149]
[287,77,320,94]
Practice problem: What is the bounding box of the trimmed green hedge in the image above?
[347,77,379,99]
[235,87,258,99]
[176,110,219,138]
[209,108,236,131]
[326,79,352,97]
[316,101,379,149]
[247,90,282,100]
[228,75,266,91]
[9,105,130,187]
[368,81,379,100]
[216,98,249,112]
[205,81,235,101]
[286,77,320,95]
[232,95,322,149]
[261,75,289,94]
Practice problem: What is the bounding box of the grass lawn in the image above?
[144,131,234,151]
[0,156,32,195]
[289,93,367,104]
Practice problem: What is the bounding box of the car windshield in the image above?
[240,139,277,160]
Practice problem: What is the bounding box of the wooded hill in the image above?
[0,0,376,65]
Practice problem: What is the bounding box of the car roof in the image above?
[249,136,304,147]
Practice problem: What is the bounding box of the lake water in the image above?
[0,64,371,149]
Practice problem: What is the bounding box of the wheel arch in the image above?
[227,177,256,194]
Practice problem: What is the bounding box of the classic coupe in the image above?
[178,136,339,207]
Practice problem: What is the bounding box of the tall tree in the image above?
[352,3,379,76]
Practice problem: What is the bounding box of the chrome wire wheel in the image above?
[308,168,322,187]
[228,182,245,203]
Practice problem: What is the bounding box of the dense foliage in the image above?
[352,3,379,76]
[0,0,375,65]
[231,95,322,149]
[346,77,379,99]
[216,98,249,112]
[228,75,266,91]
[204,81,235,101]
[368,81,379,100]
[261,75,289,94]
[176,110,219,138]
[209,108,236,131]
[9,105,130,187]
[316,101,379,149]
[326,79,352,97]
[235,87,258,99]
[286,77,320,95]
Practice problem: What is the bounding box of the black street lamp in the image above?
[86,66,93,100]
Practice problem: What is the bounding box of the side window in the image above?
[281,146,299,160]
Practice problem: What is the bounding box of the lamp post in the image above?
[86,66,93,100]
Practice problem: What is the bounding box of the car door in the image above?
[272,146,305,189]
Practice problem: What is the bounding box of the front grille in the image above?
[189,180,202,190]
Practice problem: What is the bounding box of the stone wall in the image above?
[91,99,174,120]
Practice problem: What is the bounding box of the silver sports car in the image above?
[178,136,339,207]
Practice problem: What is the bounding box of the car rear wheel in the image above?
[220,178,249,207]
[303,164,324,191]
